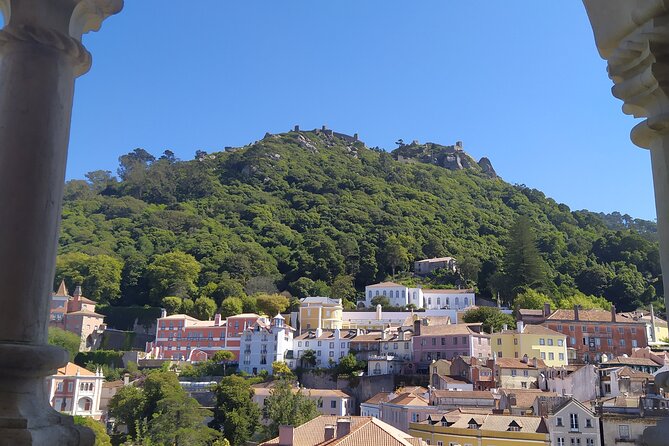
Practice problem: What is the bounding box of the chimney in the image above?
[503,324,508,331]
[324,425,335,441]
[214,313,221,326]
[316,327,323,338]
[517,321,524,334]
[521,354,528,364]
[279,426,294,446]
[336,418,351,439]
[543,303,551,318]
[611,305,617,323]
[73,285,82,299]
[160,308,167,319]
[413,319,421,336]
[650,304,657,343]
[532,357,538,368]
[574,305,580,321]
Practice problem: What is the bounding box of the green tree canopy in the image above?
[73,416,112,446]
[48,327,80,361]
[147,251,201,303]
[462,307,515,333]
[193,296,217,320]
[219,297,243,318]
[262,380,319,439]
[255,293,290,316]
[211,375,261,446]
[55,253,123,304]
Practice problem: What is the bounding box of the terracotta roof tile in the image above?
[495,357,546,369]
[367,282,405,288]
[56,362,97,377]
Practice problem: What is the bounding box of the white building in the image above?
[364,282,475,310]
[240,314,294,375]
[543,364,599,402]
[548,398,601,446]
[45,363,104,420]
[252,384,353,417]
[289,328,358,369]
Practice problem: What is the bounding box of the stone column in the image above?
[0,0,121,444]
[582,1,669,444]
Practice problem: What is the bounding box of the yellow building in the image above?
[298,296,343,333]
[491,322,568,366]
[409,409,550,446]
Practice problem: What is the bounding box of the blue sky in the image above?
[69,1,655,220]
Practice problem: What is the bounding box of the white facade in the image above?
[368,354,404,375]
[240,314,294,375]
[45,363,104,420]
[544,365,599,402]
[290,328,356,369]
[364,282,475,310]
[548,399,601,446]
[422,289,475,310]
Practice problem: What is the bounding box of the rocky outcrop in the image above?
[478,157,497,178]
[392,140,497,177]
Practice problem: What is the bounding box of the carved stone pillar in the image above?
[0,1,121,444]
[582,1,669,444]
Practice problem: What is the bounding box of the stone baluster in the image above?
[0,0,121,444]
[582,1,669,443]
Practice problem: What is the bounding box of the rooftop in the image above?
[424,409,548,433]
[605,356,663,367]
[366,282,405,288]
[431,390,495,400]
[417,323,485,336]
[495,358,547,369]
[498,324,565,337]
[546,308,644,323]
[415,257,455,263]
[422,288,475,294]
[259,415,424,446]
[56,362,97,377]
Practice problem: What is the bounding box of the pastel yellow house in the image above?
[409,409,550,446]
[298,296,343,333]
[491,322,568,366]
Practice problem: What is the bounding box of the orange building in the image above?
[49,282,105,351]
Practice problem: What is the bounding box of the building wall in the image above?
[413,334,491,365]
[601,415,659,446]
[240,319,293,375]
[409,424,551,446]
[545,365,599,401]
[497,368,542,389]
[46,375,104,420]
[491,331,568,367]
[380,404,432,433]
[299,300,343,332]
[548,402,601,446]
[292,330,352,368]
[422,291,474,310]
[542,320,648,362]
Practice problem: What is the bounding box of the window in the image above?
[462,337,467,344]
[558,339,564,346]
[298,341,302,347]
[539,338,545,345]
[305,341,309,347]
[556,417,563,427]
[631,327,636,334]
[318,341,322,347]
[549,352,555,360]
[331,400,337,408]
[594,326,599,333]
[497,338,502,345]
[632,340,638,348]
[57,382,63,392]
[569,325,575,332]
[557,324,563,331]
[341,342,346,348]
[541,352,546,359]
[586,439,594,446]
[317,351,321,356]
[318,399,323,408]
[570,413,579,431]
[442,337,446,345]
[585,418,592,428]
[511,369,517,376]
[557,438,565,446]
[606,326,612,333]
[607,339,613,347]
[582,326,587,332]
[393,343,398,350]
[329,351,334,357]
[559,353,565,361]
[68,382,73,392]
[523,370,529,377]
[570,337,576,345]
[618,327,624,334]
[619,425,630,440]
[454,337,458,345]
[548,339,554,346]
[437,442,443,446]
[497,351,502,358]
[619,339,626,347]
[514,338,518,345]
[521,381,527,388]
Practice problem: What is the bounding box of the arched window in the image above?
[464,297,469,306]
[382,290,387,297]
[368,290,372,298]
[455,297,459,306]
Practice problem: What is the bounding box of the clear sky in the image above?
[69,1,656,220]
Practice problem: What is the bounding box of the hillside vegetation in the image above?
[57,129,662,314]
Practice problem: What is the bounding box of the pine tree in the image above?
[502,216,549,301]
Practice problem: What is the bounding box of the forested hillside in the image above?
[57,129,662,314]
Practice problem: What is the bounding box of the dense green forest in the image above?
[56,129,662,314]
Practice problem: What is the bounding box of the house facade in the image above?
[547,399,601,446]
[493,357,546,389]
[364,282,475,310]
[491,322,568,367]
[298,296,343,333]
[412,322,491,371]
[148,311,262,361]
[289,328,357,369]
[49,282,105,351]
[252,385,352,417]
[240,314,294,375]
[414,257,457,275]
[539,305,648,363]
[45,363,104,420]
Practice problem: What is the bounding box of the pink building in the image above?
[412,321,491,372]
[49,282,105,351]
[147,311,262,361]
[45,363,104,420]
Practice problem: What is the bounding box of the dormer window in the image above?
[507,421,522,432]
[467,419,480,429]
